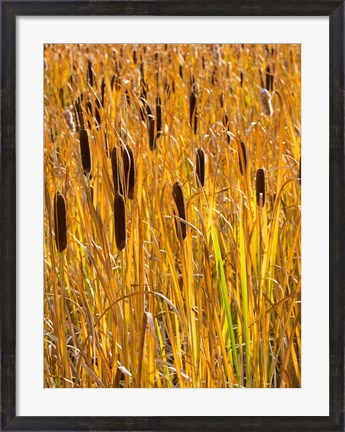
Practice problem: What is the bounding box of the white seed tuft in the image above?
[259,88,273,117]
[63,109,75,132]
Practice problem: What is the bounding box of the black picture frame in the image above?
[1,1,344,431]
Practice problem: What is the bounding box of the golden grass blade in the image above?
[110,147,123,195]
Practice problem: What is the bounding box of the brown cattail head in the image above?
[110,147,123,195]
[189,89,197,134]
[74,96,84,130]
[86,99,93,128]
[219,94,224,108]
[196,148,205,187]
[87,59,94,87]
[114,193,126,251]
[101,78,106,107]
[172,182,187,240]
[54,192,67,253]
[125,89,131,106]
[265,65,274,92]
[238,141,247,175]
[223,114,231,144]
[256,168,266,207]
[259,88,273,117]
[122,145,135,199]
[156,95,163,139]
[148,116,156,151]
[79,129,92,175]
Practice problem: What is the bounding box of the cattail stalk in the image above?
[114,193,126,251]
[256,168,266,207]
[172,182,187,240]
[196,148,205,187]
[54,192,67,252]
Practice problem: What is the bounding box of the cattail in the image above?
[74,97,84,130]
[211,68,217,85]
[110,147,123,195]
[148,116,156,151]
[190,90,197,134]
[172,182,187,240]
[63,109,75,132]
[256,168,266,207]
[59,87,64,106]
[133,49,137,64]
[219,94,224,108]
[79,129,91,174]
[156,95,162,139]
[111,75,116,91]
[141,80,148,100]
[54,192,67,253]
[223,114,231,144]
[122,145,135,199]
[101,78,105,107]
[196,148,205,187]
[265,65,271,91]
[238,141,247,175]
[114,193,126,251]
[125,89,131,106]
[87,59,94,87]
[164,80,171,98]
[86,99,93,128]
[259,88,273,117]
[265,65,274,92]
[240,71,244,88]
[140,62,145,81]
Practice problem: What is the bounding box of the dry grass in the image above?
[44,43,301,388]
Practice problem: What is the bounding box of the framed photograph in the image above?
[1,1,343,431]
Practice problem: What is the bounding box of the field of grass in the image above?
[44,43,301,388]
